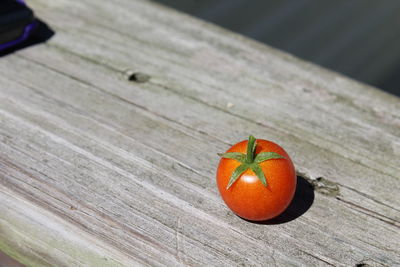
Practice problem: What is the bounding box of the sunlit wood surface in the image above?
[0,0,399,266]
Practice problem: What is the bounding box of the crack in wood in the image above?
[296,170,340,197]
[337,197,400,228]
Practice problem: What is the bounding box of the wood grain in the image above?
[0,0,399,266]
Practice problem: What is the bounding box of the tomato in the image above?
[216,136,296,221]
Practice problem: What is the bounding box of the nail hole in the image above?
[125,70,150,83]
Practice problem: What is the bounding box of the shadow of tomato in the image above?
[241,175,314,224]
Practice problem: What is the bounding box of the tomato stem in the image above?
[246,135,256,163]
[218,135,285,189]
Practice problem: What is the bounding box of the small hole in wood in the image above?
[125,70,150,83]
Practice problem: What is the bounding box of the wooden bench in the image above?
[1,0,399,266]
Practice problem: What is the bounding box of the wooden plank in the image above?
[0,0,399,266]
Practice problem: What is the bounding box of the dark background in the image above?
[153,0,400,97]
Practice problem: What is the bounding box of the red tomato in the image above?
[216,136,296,221]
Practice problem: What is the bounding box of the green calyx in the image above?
[218,135,285,189]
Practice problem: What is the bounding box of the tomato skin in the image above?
[216,139,296,221]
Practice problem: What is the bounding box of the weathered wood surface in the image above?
[0,0,399,266]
